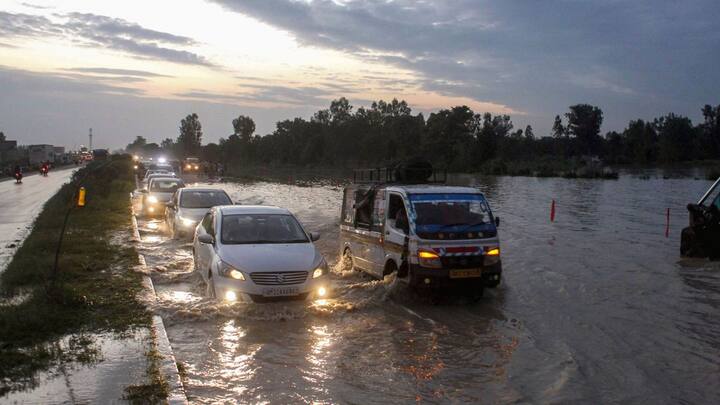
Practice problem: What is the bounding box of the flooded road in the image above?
[135,175,720,404]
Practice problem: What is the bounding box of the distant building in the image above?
[28,144,55,165]
[53,146,65,155]
[0,139,21,166]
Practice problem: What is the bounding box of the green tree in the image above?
[0,131,5,142]
[655,113,695,162]
[552,115,565,138]
[177,113,202,158]
[126,136,147,153]
[524,125,535,140]
[700,104,720,158]
[565,104,603,155]
[232,115,256,142]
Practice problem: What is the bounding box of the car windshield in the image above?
[221,214,309,244]
[150,179,183,192]
[181,191,231,208]
[409,193,493,232]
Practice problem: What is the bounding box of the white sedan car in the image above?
[165,188,232,239]
[193,205,330,302]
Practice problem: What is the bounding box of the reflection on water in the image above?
[133,175,720,404]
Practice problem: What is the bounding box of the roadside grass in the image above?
[0,156,158,397]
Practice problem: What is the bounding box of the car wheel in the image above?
[341,248,355,271]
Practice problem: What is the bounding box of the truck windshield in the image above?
[408,193,493,232]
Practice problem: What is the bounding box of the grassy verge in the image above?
[0,155,162,398]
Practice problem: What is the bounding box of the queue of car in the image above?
[136,170,330,303]
[135,160,502,303]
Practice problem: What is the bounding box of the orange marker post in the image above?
[77,187,86,207]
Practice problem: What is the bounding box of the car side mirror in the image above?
[310,232,320,242]
[495,216,500,227]
[198,234,214,244]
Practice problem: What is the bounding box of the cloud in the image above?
[210,0,720,135]
[21,3,53,10]
[0,66,316,148]
[177,82,343,108]
[62,67,172,77]
[0,11,212,66]
[0,65,143,97]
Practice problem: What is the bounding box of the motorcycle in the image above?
[14,172,22,184]
[40,166,49,177]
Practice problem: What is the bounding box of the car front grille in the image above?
[250,271,308,285]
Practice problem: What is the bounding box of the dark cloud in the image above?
[211,0,720,135]
[0,66,143,97]
[21,3,53,10]
[63,67,172,77]
[0,11,212,66]
[178,82,345,107]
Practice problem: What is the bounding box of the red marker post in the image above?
[550,199,556,222]
[665,208,670,238]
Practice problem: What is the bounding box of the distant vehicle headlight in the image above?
[147,196,159,204]
[312,259,328,278]
[133,165,138,170]
[219,261,245,281]
[194,164,199,170]
[185,164,191,170]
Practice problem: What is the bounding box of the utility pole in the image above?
[88,128,93,150]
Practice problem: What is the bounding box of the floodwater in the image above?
[134,174,720,404]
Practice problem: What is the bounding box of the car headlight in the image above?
[180,217,196,227]
[194,165,199,170]
[218,261,245,280]
[147,196,158,204]
[312,259,328,278]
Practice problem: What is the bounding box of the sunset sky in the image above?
[1,0,718,150]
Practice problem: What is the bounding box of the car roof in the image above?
[217,205,291,215]
[389,185,481,194]
[149,177,183,183]
[179,187,228,194]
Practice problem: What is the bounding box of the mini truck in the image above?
[339,164,502,293]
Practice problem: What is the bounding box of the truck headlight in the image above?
[312,259,328,278]
[418,249,442,268]
[484,247,501,265]
[147,196,158,204]
[219,261,245,280]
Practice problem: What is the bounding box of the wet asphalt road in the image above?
[0,167,75,272]
[134,175,720,404]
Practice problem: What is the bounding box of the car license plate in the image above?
[262,287,299,297]
[449,269,483,279]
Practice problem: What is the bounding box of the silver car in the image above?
[141,177,185,216]
[165,188,232,239]
[192,205,330,303]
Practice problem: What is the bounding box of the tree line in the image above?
[126,99,720,174]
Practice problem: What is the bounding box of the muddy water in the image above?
[135,175,720,404]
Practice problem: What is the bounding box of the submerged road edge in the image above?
[131,204,189,405]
